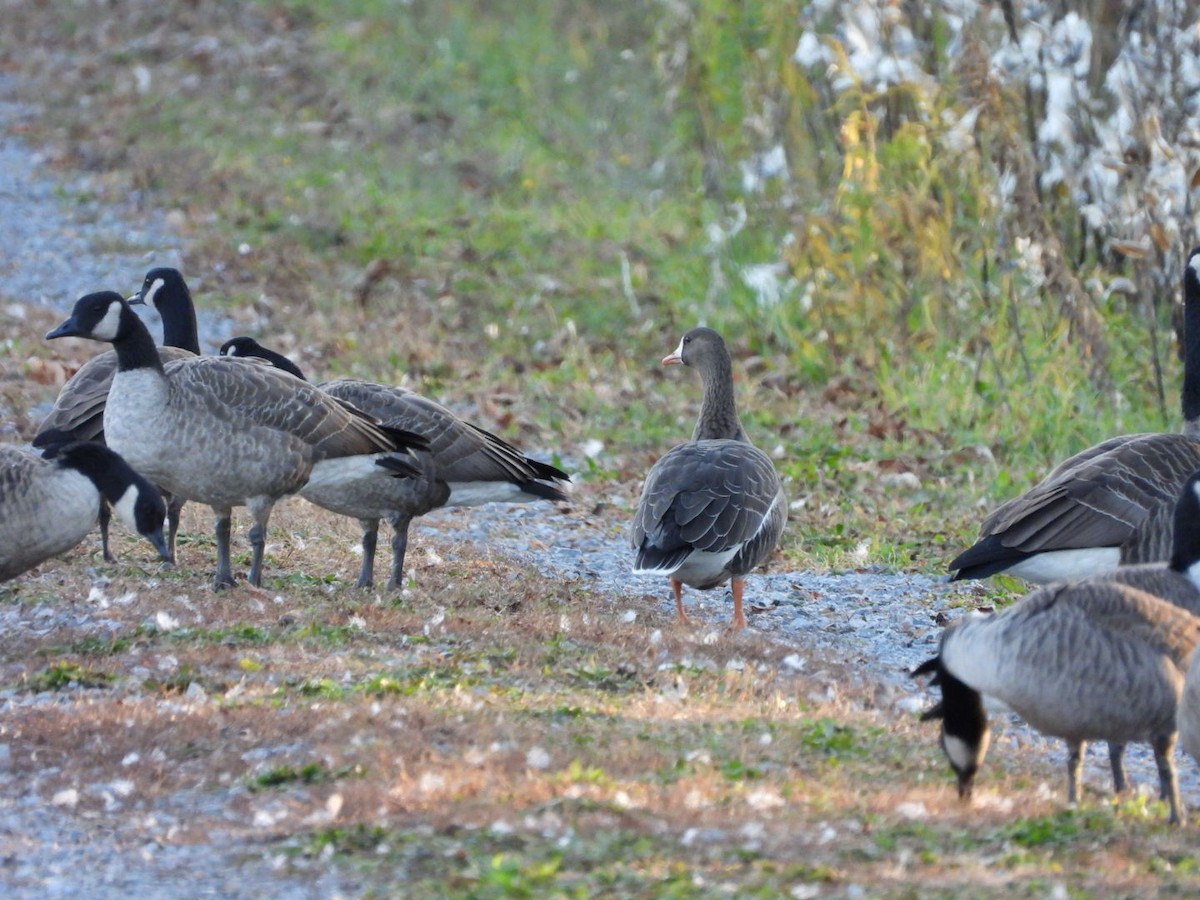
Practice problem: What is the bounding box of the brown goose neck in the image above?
[692,353,748,442]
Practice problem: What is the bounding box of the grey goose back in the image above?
[45,292,427,590]
[948,248,1200,582]
[34,267,202,560]
[0,441,170,581]
[220,336,571,590]
[630,327,786,630]
[914,472,1200,826]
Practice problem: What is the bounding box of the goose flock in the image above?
[8,252,1200,827]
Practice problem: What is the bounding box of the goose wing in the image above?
[35,347,195,447]
[165,358,419,458]
[0,447,42,501]
[321,379,568,489]
[631,439,784,573]
[952,433,1200,571]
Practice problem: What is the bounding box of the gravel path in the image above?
[0,76,1194,897]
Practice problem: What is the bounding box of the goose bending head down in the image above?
[219,336,571,590]
[45,292,426,591]
[630,327,786,630]
[0,441,170,581]
[913,576,1200,824]
[948,248,1200,583]
[33,266,202,562]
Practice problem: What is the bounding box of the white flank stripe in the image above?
[1003,546,1120,583]
[633,546,741,580]
[306,454,394,490]
[446,481,530,507]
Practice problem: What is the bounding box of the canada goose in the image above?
[219,336,572,589]
[630,327,786,630]
[34,267,201,560]
[1087,469,1200,793]
[948,248,1200,582]
[45,292,426,590]
[914,577,1200,824]
[0,441,170,581]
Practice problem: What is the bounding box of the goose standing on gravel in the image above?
[948,249,1200,583]
[45,292,426,590]
[219,336,571,590]
[1085,469,1200,794]
[630,327,786,630]
[34,267,201,560]
[914,476,1200,826]
[0,441,171,581]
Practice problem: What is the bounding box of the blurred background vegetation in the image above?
[5,0,1200,571]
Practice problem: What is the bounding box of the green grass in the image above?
[8,0,1188,575]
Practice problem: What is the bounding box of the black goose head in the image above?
[127,267,200,354]
[913,655,990,801]
[42,441,171,561]
[45,291,131,344]
[128,266,186,308]
[220,336,308,381]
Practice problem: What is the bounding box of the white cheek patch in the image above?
[143,278,165,307]
[942,733,977,772]
[1190,254,1200,281]
[111,485,141,530]
[93,299,125,341]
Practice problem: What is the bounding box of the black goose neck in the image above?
[55,445,131,503]
[113,306,167,375]
[693,347,748,442]
[1182,251,1200,432]
[160,283,201,354]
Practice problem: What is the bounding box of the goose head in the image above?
[41,441,172,562]
[219,336,308,381]
[127,267,200,354]
[45,291,132,344]
[914,655,991,801]
[662,326,729,369]
[128,266,187,309]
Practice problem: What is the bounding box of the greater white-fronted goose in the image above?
[34,266,201,560]
[948,249,1200,582]
[45,292,426,590]
[0,440,170,581]
[219,336,571,589]
[630,327,786,630]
